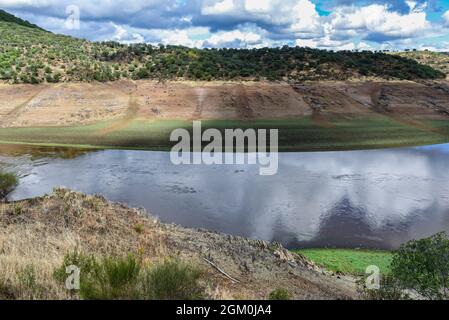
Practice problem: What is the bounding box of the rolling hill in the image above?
[0,10,445,84]
[0,9,44,30]
[393,50,449,76]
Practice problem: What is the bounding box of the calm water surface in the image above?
[1,143,449,250]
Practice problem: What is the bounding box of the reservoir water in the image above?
[2,143,449,250]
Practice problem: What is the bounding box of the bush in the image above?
[141,259,204,300]
[268,288,292,300]
[0,171,18,200]
[55,252,141,300]
[55,252,205,300]
[82,255,141,300]
[17,265,45,300]
[358,275,409,300]
[391,232,449,300]
[358,232,449,300]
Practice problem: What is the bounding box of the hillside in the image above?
[0,188,356,300]
[0,9,43,30]
[2,80,449,151]
[394,51,449,76]
[0,10,445,84]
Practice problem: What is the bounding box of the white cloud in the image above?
[0,0,445,50]
[202,0,235,15]
[329,4,431,41]
[203,29,264,48]
[296,37,373,51]
[289,0,321,33]
[111,24,144,44]
[159,30,204,47]
[244,0,271,12]
[443,10,449,26]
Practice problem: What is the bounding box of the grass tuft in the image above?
[54,252,205,300]
[268,288,292,300]
[141,259,204,300]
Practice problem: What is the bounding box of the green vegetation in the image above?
[54,252,204,300]
[1,117,449,152]
[268,288,293,300]
[358,274,409,300]
[0,171,18,200]
[299,233,449,300]
[0,264,46,300]
[359,232,449,300]
[16,265,46,300]
[296,249,392,275]
[0,10,444,84]
[394,50,449,75]
[0,10,43,30]
[141,259,204,300]
[390,232,449,300]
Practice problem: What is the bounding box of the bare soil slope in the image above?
[0,189,356,300]
[2,80,449,128]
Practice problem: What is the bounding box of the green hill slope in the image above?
[0,10,445,84]
[0,9,43,30]
[393,51,449,75]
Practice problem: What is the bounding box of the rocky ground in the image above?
[0,188,357,300]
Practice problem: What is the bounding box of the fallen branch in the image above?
[203,258,240,284]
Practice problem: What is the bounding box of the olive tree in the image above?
[391,232,449,300]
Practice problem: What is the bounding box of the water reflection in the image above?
[1,144,449,250]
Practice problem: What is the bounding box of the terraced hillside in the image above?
[1,80,449,151]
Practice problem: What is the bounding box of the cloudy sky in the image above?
[2,0,449,51]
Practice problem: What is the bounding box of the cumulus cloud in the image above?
[329,3,431,42]
[199,0,323,37]
[111,24,145,44]
[444,10,449,26]
[203,28,265,48]
[202,0,235,15]
[0,0,446,50]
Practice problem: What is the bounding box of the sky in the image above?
[1,0,449,51]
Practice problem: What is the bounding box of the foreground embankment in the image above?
[0,189,357,300]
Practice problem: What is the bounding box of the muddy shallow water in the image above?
[1,143,449,250]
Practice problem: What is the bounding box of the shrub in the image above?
[55,252,205,300]
[81,255,141,300]
[17,265,45,300]
[54,252,141,300]
[268,288,292,300]
[133,223,145,234]
[391,232,449,300]
[141,259,204,300]
[0,171,18,200]
[357,275,409,300]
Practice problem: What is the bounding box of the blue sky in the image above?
[1,0,449,50]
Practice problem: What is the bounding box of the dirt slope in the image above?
[2,80,449,128]
[0,189,357,300]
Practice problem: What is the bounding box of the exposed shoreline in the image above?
[1,117,449,153]
[1,79,449,152]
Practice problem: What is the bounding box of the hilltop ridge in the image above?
[394,51,449,76]
[0,10,445,85]
[0,9,44,30]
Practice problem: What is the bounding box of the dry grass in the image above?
[0,188,167,299]
[0,188,358,300]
